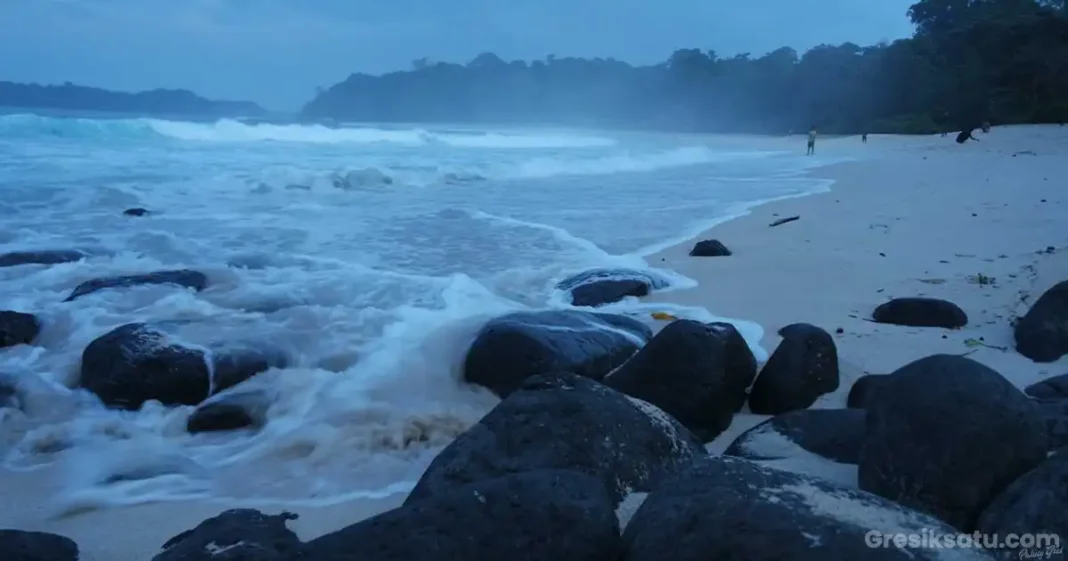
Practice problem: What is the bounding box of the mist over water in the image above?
[0,112,841,510]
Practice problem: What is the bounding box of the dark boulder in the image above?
[463,310,652,397]
[859,354,1049,531]
[0,372,16,408]
[689,239,731,257]
[978,450,1068,561]
[79,323,285,410]
[557,269,669,308]
[724,408,865,465]
[0,250,85,268]
[846,374,890,408]
[748,323,839,415]
[0,311,40,348]
[0,530,79,561]
[603,319,756,441]
[1039,399,1068,450]
[123,207,151,216]
[872,297,968,328]
[152,509,300,561]
[64,269,208,302]
[296,470,621,561]
[1026,373,1068,400]
[621,456,993,561]
[187,388,271,433]
[1015,280,1068,362]
[405,372,705,507]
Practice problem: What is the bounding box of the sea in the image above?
[0,110,843,512]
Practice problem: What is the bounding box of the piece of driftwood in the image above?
[769,215,800,228]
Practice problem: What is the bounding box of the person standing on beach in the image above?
[807,126,817,155]
[862,133,868,143]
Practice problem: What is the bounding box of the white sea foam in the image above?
[0,113,839,507]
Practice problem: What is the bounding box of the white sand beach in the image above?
[3,125,1067,559]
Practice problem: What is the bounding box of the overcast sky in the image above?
[0,0,917,111]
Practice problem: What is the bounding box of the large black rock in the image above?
[724,408,865,465]
[1039,399,1068,450]
[604,319,756,441]
[846,374,890,408]
[296,470,620,561]
[0,529,79,561]
[64,269,208,302]
[748,323,839,415]
[978,450,1068,561]
[1015,280,1068,362]
[872,297,968,328]
[621,456,994,561]
[859,354,1048,531]
[152,509,300,561]
[79,323,285,410]
[0,310,40,349]
[463,310,652,397]
[405,372,705,508]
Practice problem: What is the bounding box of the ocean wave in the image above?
[0,113,617,149]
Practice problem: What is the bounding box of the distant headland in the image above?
[0,81,264,118]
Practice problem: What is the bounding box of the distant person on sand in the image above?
[861,133,868,143]
[807,126,817,155]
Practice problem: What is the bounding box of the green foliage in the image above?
[303,0,1068,135]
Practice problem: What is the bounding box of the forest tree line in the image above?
[302,0,1068,134]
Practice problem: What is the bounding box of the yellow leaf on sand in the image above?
[651,312,677,321]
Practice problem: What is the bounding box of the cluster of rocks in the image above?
[2,243,1068,559]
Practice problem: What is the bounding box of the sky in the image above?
[0,0,917,111]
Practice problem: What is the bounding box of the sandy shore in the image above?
[3,125,1067,559]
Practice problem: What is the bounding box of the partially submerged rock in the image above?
[0,310,40,348]
[0,249,85,268]
[0,529,80,561]
[64,269,208,302]
[463,310,651,397]
[557,269,669,308]
[152,509,300,561]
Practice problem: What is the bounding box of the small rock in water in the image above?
[0,310,41,348]
[187,388,271,433]
[0,249,85,268]
[872,297,968,328]
[64,269,208,302]
[122,207,151,216]
[0,530,80,561]
[153,509,300,561]
[688,239,731,257]
[1014,280,1068,362]
[748,323,839,415]
[557,268,669,308]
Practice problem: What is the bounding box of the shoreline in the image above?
[4,125,1068,560]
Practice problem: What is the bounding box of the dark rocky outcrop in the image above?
[123,207,151,216]
[872,297,968,328]
[859,354,1049,531]
[1026,373,1068,400]
[978,450,1068,561]
[1015,280,1068,362]
[0,530,79,561]
[152,509,299,561]
[405,372,705,507]
[846,374,890,408]
[64,269,208,302]
[724,408,865,465]
[0,249,85,268]
[0,310,40,348]
[463,310,652,397]
[557,269,670,308]
[748,323,839,415]
[603,320,756,441]
[297,470,621,561]
[0,372,16,408]
[187,388,271,433]
[79,323,285,410]
[621,456,993,561]
[689,239,731,257]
